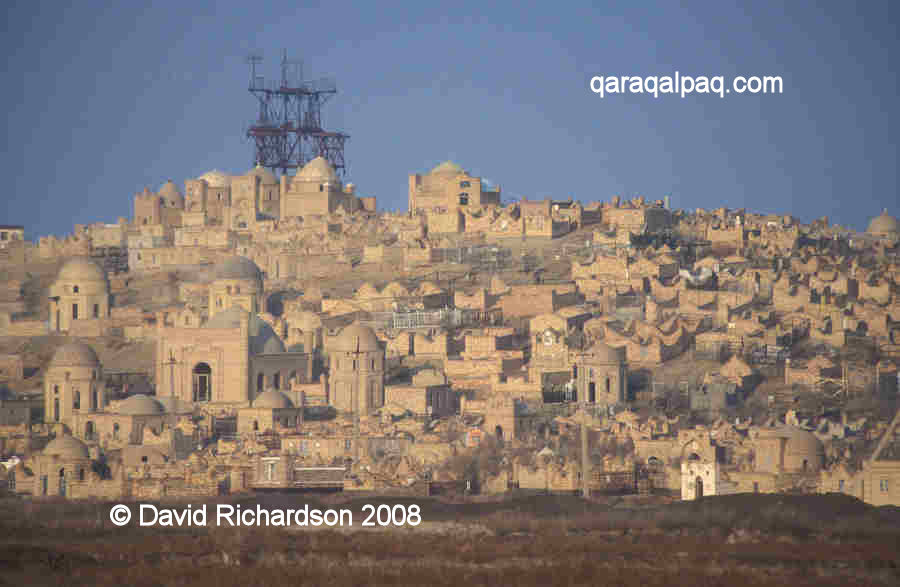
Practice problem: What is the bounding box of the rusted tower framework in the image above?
[246,52,348,175]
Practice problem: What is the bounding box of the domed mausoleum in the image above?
[328,322,385,415]
[574,342,628,409]
[208,255,264,314]
[43,341,104,427]
[156,305,313,411]
[48,257,110,332]
[867,209,899,239]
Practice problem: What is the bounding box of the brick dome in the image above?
[333,323,380,353]
[49,342,100,368]
[252,389,294,409]
[43,434,89,459]
[57,257,106,283]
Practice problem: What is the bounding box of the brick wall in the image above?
[0,355,24,380]
[0,316,48,337]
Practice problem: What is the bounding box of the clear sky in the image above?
[3,0,898,239]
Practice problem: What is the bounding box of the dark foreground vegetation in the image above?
[1,493,899,586]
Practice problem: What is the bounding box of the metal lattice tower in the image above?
[246,51,348,175]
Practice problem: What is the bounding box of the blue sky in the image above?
[2,0,898,239]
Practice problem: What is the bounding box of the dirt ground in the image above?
[0,493,898,586]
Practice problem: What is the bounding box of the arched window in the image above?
[79,468,85,481]
[85,421,94,440]
[73,390,80,410]
[73,285,79,293]
[273,372,280,390]
[257,373,264,392]
[193,363,212,402]
[113,423,119,439]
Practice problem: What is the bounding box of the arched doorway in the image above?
[495,425,504,443]
[695,476,703,498]
[59,469,66,497]
[193,363,212,402]
[588,382,596,403]
[85,421,94,441]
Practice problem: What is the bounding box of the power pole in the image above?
[581,402,590,499]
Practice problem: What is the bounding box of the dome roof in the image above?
[116,394,165,416]
[584,342,625,363]
[297,156,338,183]
[253,389,294,409]
[49,341,100,368]
[333,322,380,353]
[245,164,278,185]
[204,307,285,355]
[867,209,899,235]
[417,281,442,295]
[214,256,261,281]
[43,434,89,459]
[782,426,824,457]
[158,180,183,200]
[430,161,464,175]
[57,257,107,283]
[198,170,232,189]
[156,395,192,414]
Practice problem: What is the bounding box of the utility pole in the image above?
[580,400,590,499]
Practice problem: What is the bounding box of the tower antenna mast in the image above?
[246,50,348,176]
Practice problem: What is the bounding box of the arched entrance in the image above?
[193,363,212,402]
[495,425,504,443]
[85,421,94,441]
[695,476,703,498]
[59,469,66,497]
